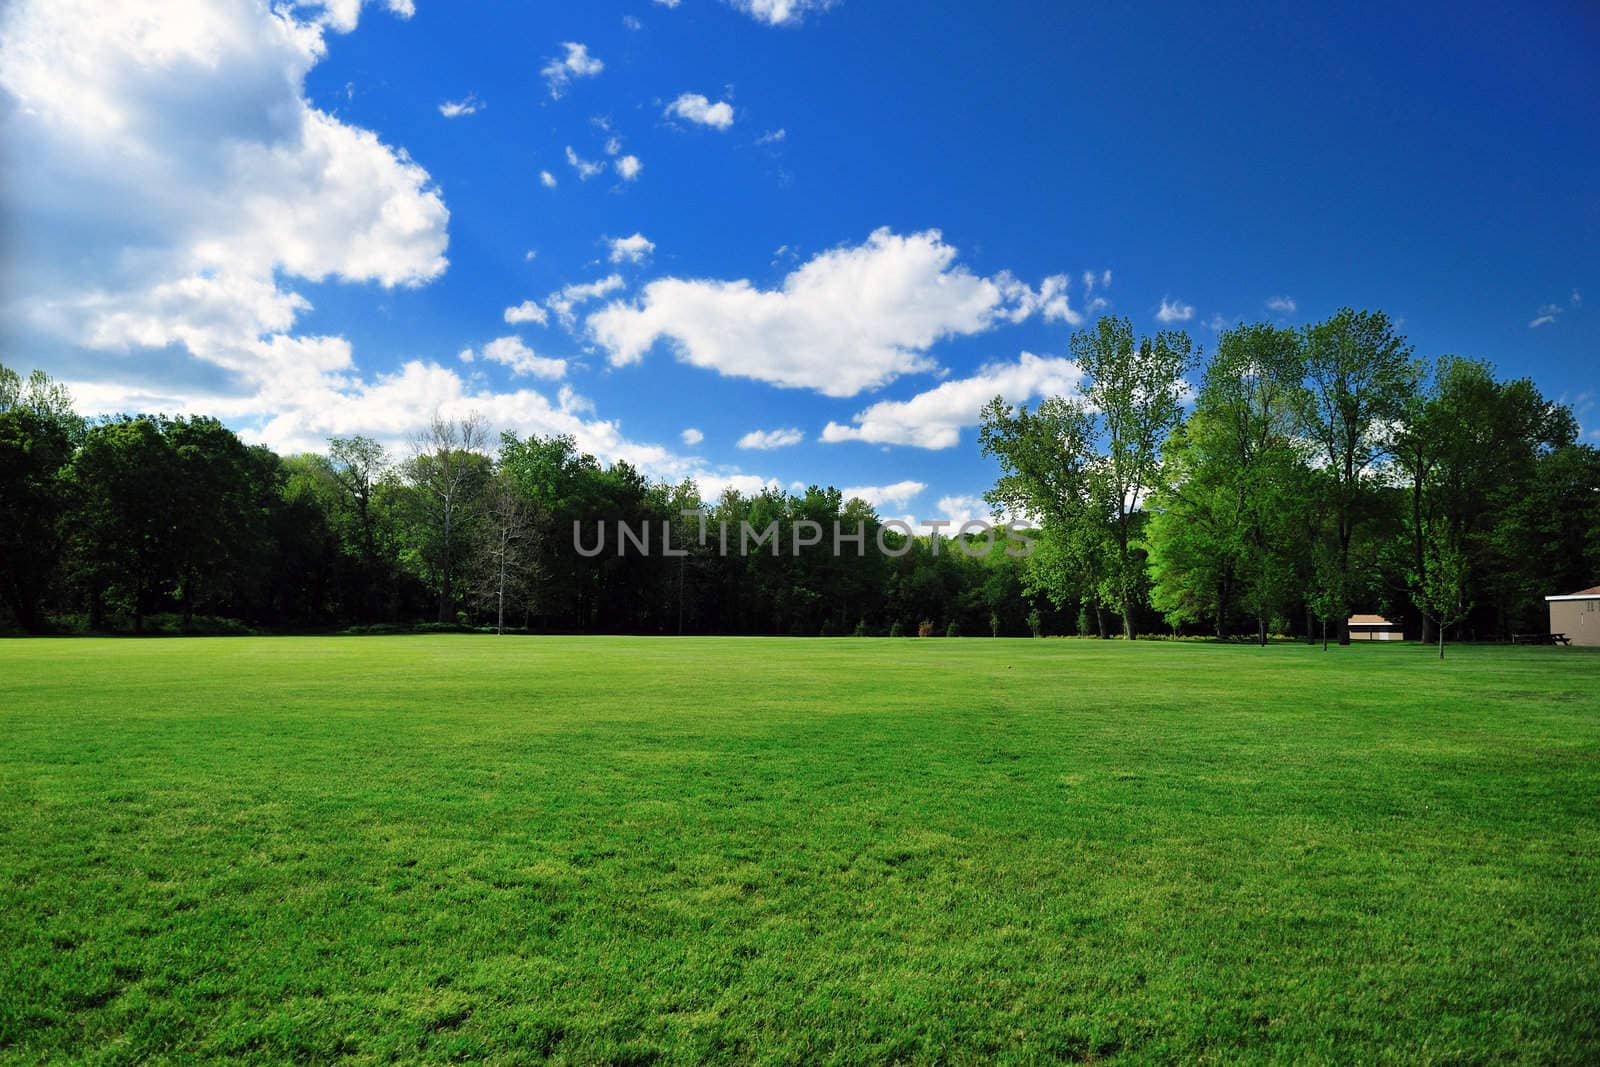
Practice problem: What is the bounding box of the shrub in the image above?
[917,619,936,638]
[1076,604,1091,636]
[1027,607,1043,638]
[946,620,961,638]
[412,621,472,634]
[890,620,904,638]
[989,612,1001,638]
[853,619,867,637]
[819,618,835,637]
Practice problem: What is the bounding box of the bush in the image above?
[819,617,835,637]
[412,621,473,634]
[853,619,867,637]
[1027,607,1043,638]
[1076,604,1091,636]
[889,620,904,638]
[946,620,961,638]
[146,613,259,636]
[989,612,1001,638]
[343,623,405,636]
[917,619,936,638]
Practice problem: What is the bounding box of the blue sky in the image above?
[2,0,1595,520]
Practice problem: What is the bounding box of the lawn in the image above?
[2,636,1598,1064]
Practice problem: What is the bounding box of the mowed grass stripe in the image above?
[1,637,1597,1063]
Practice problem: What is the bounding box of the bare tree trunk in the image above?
[1094,603,1107,639]
[496,549,506,635]
[1121,596,1135,640]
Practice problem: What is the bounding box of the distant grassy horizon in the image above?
[3,637,1597,1063]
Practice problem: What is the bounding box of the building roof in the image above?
[1546,586,1600,601]
[1348,614,1398,626]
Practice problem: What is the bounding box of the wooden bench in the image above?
[1512,633,1570,646]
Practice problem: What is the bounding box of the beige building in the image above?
[1545,587,1600,647]
[1348,614,1404,641]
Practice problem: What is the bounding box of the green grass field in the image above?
[2,637,1598,1064]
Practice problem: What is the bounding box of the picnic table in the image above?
[1512,632,1571,646]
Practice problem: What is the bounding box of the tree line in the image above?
[0,365,1049,637]
[980,311,1599,653]
[3,308,1595,646]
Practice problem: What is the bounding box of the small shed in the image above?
[1545,587,1600,647]
[1348,614,1404,641]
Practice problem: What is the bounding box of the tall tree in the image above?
[64,417,181,631]
[0,402,74,631]
[403,414,491,623]
[475,470,537,634]
[165,416,277,624]
[1073,317,1195,638]
[980,394,1113,634]
[1298,309,1416,642]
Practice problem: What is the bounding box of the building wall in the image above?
[1549,599,1600,647]
[1350,629,1404,641]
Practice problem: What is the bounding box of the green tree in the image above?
[0,409,73,631]
[1074,318,1195,638]
[402,414,491,623]
[0,365,82,632]
[1298,309,1417,642]
[1150,323,1306,643]
[981,395,1111,633]
[64,417,181,631]
[1410,517,1472,659]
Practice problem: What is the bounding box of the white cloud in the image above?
[840,480,925,510]
[438,93,481,118]
[680,427,704,446]
[540,169,557,188]
[542,42,603,99]
[615,154,642,181]
[666,93,735,130]
[0,3,788,501]
[0,0,447,427]
[1156,297,1195,324]
[1206,313,1230,332]
[504,300,548,326]
[653,0,681,6]
[608,233,655,264]
[588,228,1079,397]
[756,128,787,145]
[821,351,1083,449]
[471,336,566,380]
[565,146,605,180]
[728,0,836,26]
[737,427,805,450]
[1530,292,1582,328]
[995,272,1101,326]
[549,274,627,328]
[622,14,642,30]
[1266,295,1296,313]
